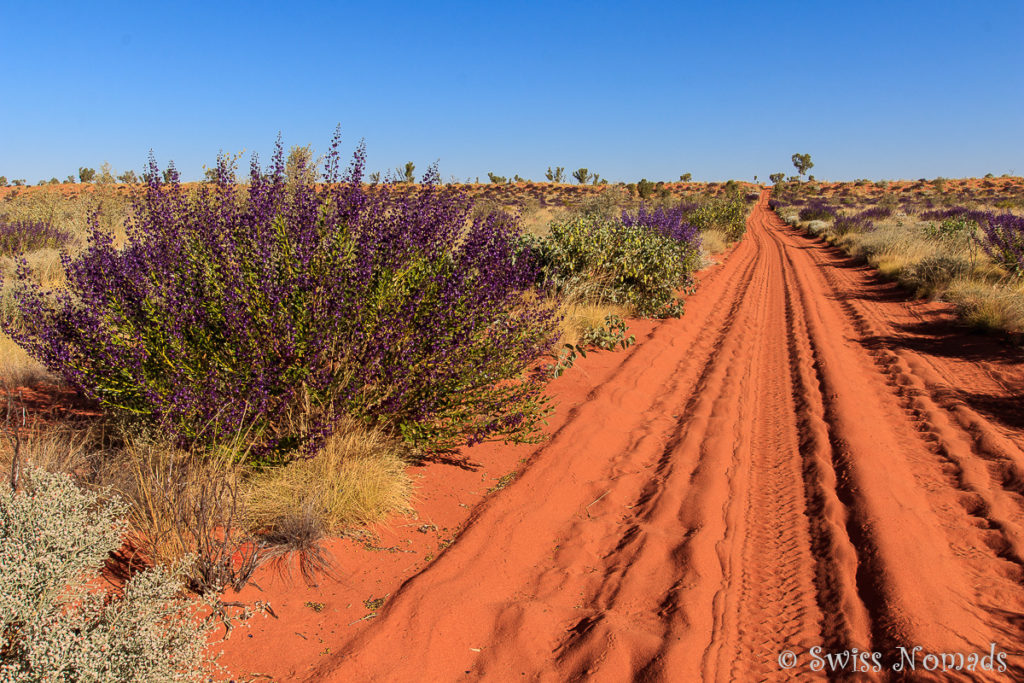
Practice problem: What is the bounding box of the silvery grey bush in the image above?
[0,468,217,681]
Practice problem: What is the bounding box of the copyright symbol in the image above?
[778,650,798,669]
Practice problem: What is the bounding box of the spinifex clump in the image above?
[3,133,559,456]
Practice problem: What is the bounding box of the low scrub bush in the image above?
[0,467,217,681]
[3,133,559,455]
[686,195,748,240]
[528,211,701,317]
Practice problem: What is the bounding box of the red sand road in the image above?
[245,191,1024,681]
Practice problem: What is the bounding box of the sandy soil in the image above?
[224,191,1024,681]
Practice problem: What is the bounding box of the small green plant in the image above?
[680,173,692,182]
[363,595,387,611]
[487,172,507,184]
[580,314,636,350]
[77,167,96,183]
[656,296,687,319]
[548,342,587,378]
[487,472,517,493]
[636,179,655,199]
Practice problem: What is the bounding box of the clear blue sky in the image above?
[2,1,1022,183]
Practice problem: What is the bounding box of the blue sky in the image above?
[2,1,1022,183]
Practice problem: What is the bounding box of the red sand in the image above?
[219,191,1024,680]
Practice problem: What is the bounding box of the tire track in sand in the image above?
[307,191,1024,682]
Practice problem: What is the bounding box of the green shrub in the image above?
[528,216,700,316]
[687,195,747,240]
[0,468,217,681]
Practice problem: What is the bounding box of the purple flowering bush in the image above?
[3,134,559,456]
[977,212,1024,277]
[798,201,837,222]
[0,219,73,256]
[620,204,701,247]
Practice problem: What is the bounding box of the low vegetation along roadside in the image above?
[0,131,754,679]
[770,177,1024,338]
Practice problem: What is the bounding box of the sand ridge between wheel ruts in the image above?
[301,190,1024,682]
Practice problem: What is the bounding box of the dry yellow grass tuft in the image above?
[242,418,413,536]
[700,228,729,257]
[945,278,1024,336]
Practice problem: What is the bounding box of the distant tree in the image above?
[49,177,59,184]
[396,161,415,184]
[117,170,138,184]
[285,144,318,186]
[96,161,116,185]
[589,173,604,185]
[769,172,785,185]
[78,167,96,183]
[679,173,692,182]
[369,171,381,185]
[513,174,525,183]
[807,175,814,182]
[545,166,565,183]
[11,179,26,187]
[636,178,655,199]
[161,164,177,184]
[65,175,75,184]
[572,168,589,184]
[0,176,7,187]
[487,172,507,184]
[791,153,813,178]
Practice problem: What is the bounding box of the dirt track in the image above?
[308,190,1024,681]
